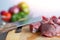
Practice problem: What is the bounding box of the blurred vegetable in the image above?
[1,2,30,22]
[11,14,18,22]
[18,11,28,18]
[1,11,12,22]
[1,11,6,15]
[8,6,20,14]
[18,2,30,15]
[23,8,30,15]
[18,2,28,9]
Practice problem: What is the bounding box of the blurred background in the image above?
[0,0,60,17]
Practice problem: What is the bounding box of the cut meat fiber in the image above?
[29,16,60,37]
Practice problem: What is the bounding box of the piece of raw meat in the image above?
[29,22,41,33]
[40,16,60,37]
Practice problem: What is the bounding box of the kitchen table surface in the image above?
[5,25,60,40]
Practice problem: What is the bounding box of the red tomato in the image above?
[1,11,12,22]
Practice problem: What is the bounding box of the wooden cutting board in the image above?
[6,25,60,40]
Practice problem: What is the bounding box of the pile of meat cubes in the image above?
[29,16,60,37]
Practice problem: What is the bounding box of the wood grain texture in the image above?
[6,25,60,40]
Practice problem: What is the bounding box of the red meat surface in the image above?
[30,22,41,33]
[29,16,60,37]
[40,16,60,37]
